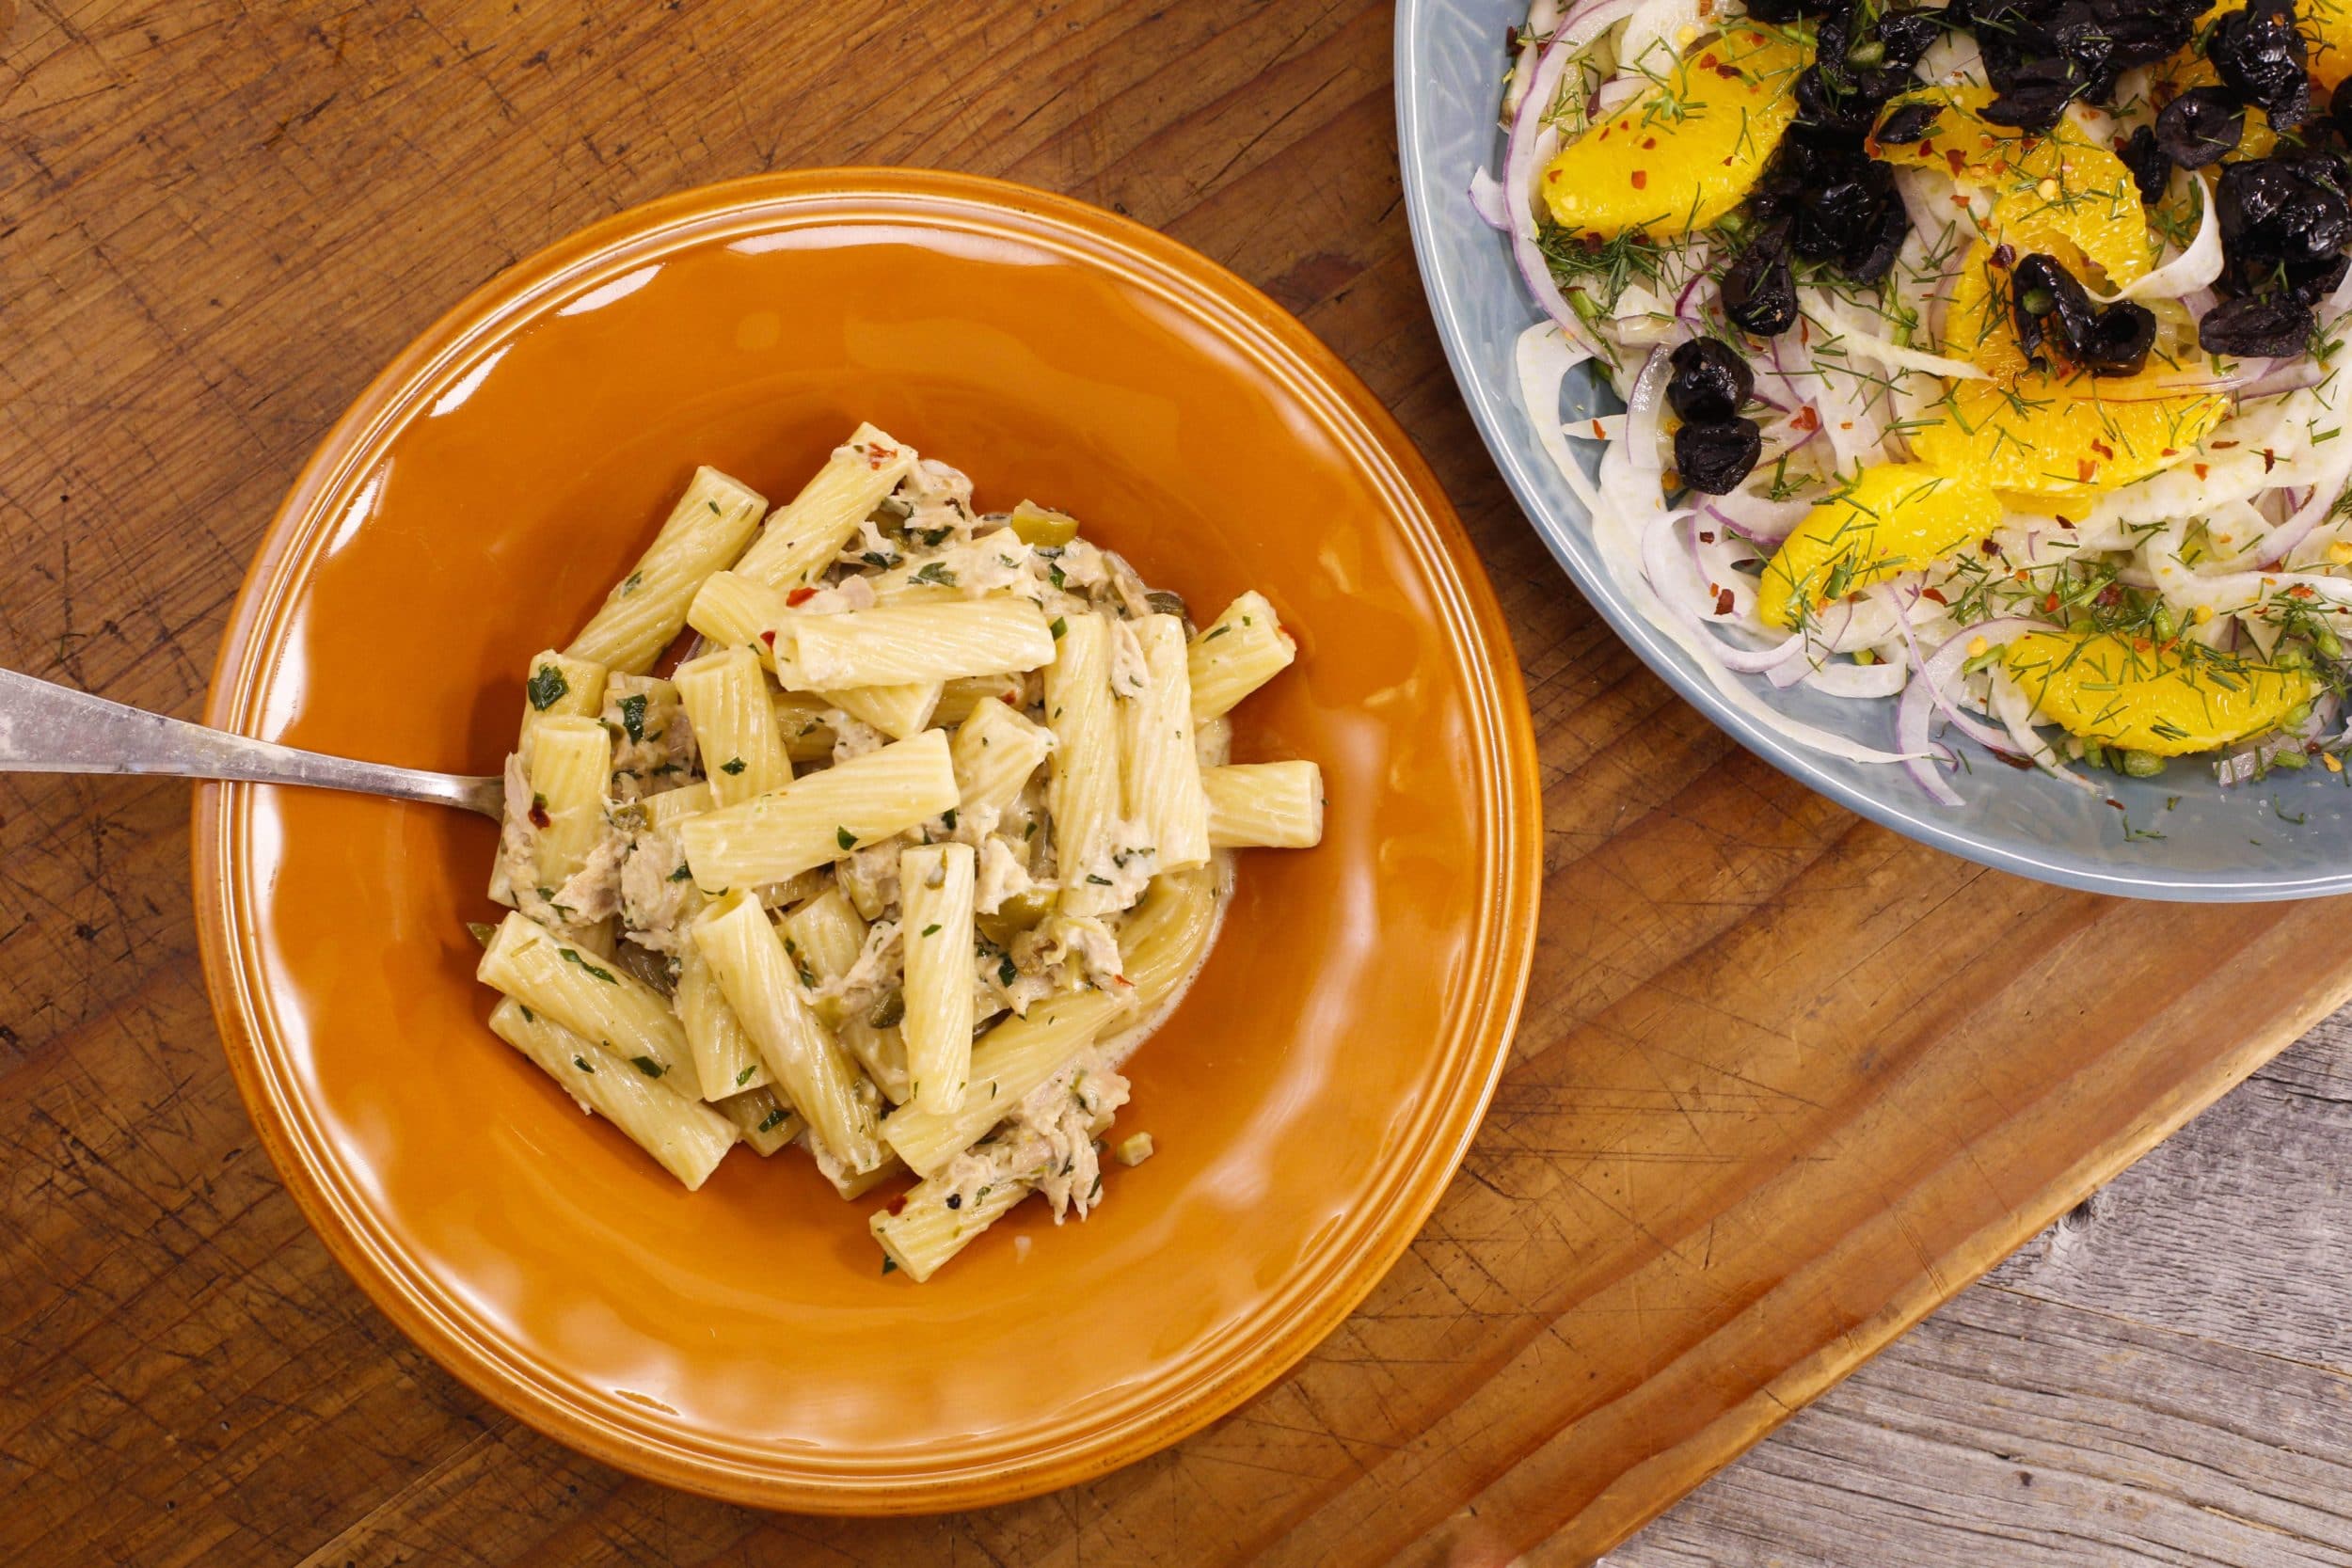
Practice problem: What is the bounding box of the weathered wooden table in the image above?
[7,3,2351,1563]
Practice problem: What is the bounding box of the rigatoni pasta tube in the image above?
[516,649,607,759]
[1187,591,1296,721]
[1120,615,1211,870]
[691,890,884,1173]
[1203,761,1325,850]
[687,570,943,738]
[713,1086,803,1155]
[564,467,768,674]
[933,672,1025,726]
[771,600,1057,690]
[1042,612,1121,913]
[487,997,737,1190]
[674,645,792,805]
[679,729,959,894]
[676,942,767,1099]
[771,691,837,763]
[475,911,704,1099]
[882,988,1125,1176]
[782,886,866,996]
[732,424,914,589]
[950,695,1055,820]
[635,779,712,831]
[1117,864,1220,1008]
[870,1171,1029,1282]
[525,717,612,895]
[898,844,976,1115]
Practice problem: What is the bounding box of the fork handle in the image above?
[0,667,506,819]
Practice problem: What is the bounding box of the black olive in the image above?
[2155,87,2246,169]
[2292,251,2352,306]
[1793,65,1882,140]
[1667,339,1756,422]
[1840,196,1912,284]
[2208,0,2310,132]
[2010,252,2096,365]
[1674,418,1765,495]
[1873,102,1943,146]
[2333,76,2352,146]
[2217,155,2352,267]
[1721,227,1800,335]
[1873,8,1943,70]
[2118,125,2171,205]
[2088,0,2204,72]
[2075,301,2158,376]
[1742,0,1836,18]
[2199,293,2317,357]
[1981,56,2084,135]
[1790,150,1898,265]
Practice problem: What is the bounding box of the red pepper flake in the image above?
[2090,438,2115,460]
[1792,406,1820,432]
[1642,135,1658,150]
[759,628,777,647]
[1590,419,1608,436]
[2106,797,2126,811]
[1945,147,1967,176]
[1698,530,1716,543]
[866,444,898,470]
[786,586,818,607]
[528,801,550,829]
[1979,538,2003,555]
[1547,168,1563,182]
[1990,243,2015,268]
[1630,169,1648,189]
[2160,448,2178,458]
[2076,458,2097,482]
[2291,583,2318,599]
[885,1194,909,1216]
[2056,515,2074,529]
[2212,439,2238,449]
[1714,586,1736,616]
[1700,51,1718,68]
[2263,448,2278,472]
[2194,462,2210,479]
[1921,587,1949,605]
[2044,593,2061,612]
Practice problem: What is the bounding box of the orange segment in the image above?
[1872,86,2153,286]
[1912,243,2228,501]
[1757,464,2003,629]
[2002,630,2314,753]
[1539,26,1806,239]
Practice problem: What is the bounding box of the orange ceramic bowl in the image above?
[194,169,1539,1513]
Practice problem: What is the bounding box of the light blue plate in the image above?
[1395,0,2350,900]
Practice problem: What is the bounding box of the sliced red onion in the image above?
[1705,491,1812,546]
[1496,0,1642,356]
[1641,506,1813,673]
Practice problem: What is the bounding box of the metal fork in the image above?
[0,666,505,819]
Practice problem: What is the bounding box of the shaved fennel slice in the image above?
[2089,168,2221,304]
[1591,438,1922,764]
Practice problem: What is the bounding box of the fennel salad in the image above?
[1480,0,2352,803]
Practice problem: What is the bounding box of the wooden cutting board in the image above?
[3,2,2347,1562]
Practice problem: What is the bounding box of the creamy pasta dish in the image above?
[1488,0,2352,804]
[470,425,1322,1281]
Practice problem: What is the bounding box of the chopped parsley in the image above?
[921,923,942,937]
[912,562,958,587]
[572,1054,595,1073]
[669,863,693,881]
[757,1107,787,1132]
[526,663,569,711]
[1049,616,1068,640]
[882,1257,900,1275]
[736,1064,757,1086]
[836,826,857,850]
[628,1055,666,1079]
[721,756,747,775]
[997,954,1018,987]
[618,693,649,743]
[559,947,618,984]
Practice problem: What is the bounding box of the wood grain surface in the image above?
[4,2,2349,1564]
